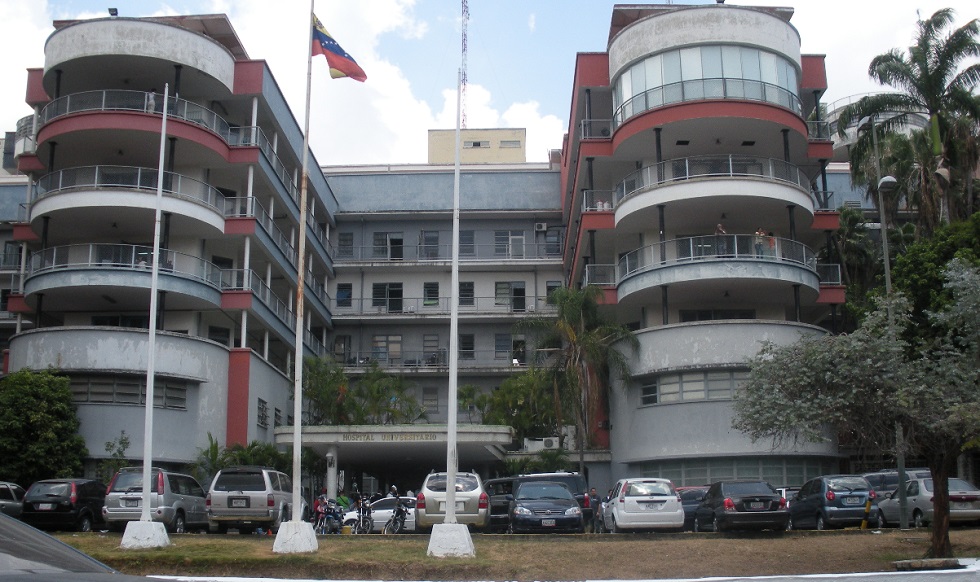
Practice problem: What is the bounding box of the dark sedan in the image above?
[676,486,709,531]
[693,480,788,532]
[508,481,584,533]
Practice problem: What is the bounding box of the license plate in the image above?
[123,499,139,508]
[843,497,862,505]
[438,501,465,512]
[38,503,54,511]
[541,519,556,526]
[231,498,249,508]
[748,501,763,510]
[644,502,664,510]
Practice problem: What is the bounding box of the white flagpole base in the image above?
[426,523,475,558]
[273,520,318,554]
[121,520,170,549]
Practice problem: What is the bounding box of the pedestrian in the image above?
[589,487,602,533]
[336,488,351,509]
[754,227,767,257]
[715,223,728,256]
[145,89,157,113]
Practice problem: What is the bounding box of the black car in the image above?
[788,475,878,530]
[693,480,788,532]
[508,481,584,534]
[676,486,709,531]
[486,472,592,532]
[0,482,26,519]
[20,478,106,532]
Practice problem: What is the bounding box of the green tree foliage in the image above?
[97,430,131,484]
[223,440,290,472]
[481,367,560,444]
[734,259,980,558]
[188,432,228,487]
[303,357,428,425]
[0,369,88,486]
[303,357,351,424]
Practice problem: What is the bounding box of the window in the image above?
[420,230,440,259]
[496,281,526,311]
[495,282,511,306]
[494,230,524,258]
[372,334,402,362]
[337,232,354,257]
[372,232,404,260]
[459,334,475,359]
[70,376,189,410]
[336,283,352,307]
[423,282,439,307]
[423,334,440,365]
[333,335,351,362]
[494,334,511,360]
[257,398,269,428]
[544,230,561,256]
[546,281,562,304]
[274,408,282,427]
[640,369,749,405]
[372,282,403,312]
[459,281,474,306]
[422,387,439,412]
[500,140,521,148]
[464,141,489,148]
[460,230,475,256]
[679,309,755,321]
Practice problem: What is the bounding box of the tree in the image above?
[0,369,88,486]
[481,367,561,445]
[518,286,638,474]
[97,430,131,484]
[836,8,980,235]
[303,357,352,425]
[733,259,980,558]
[189,432,229,488]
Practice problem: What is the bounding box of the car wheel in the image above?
[77,513,93,533]
[877,509,887,528]
[712,516,722,533]
[816,514,827,531]
[170,512,186,534]
[913,509,924,529]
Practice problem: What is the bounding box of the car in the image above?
[861,469,931,494]
[0,481,26,519]
[601,477,684,533]
[206,466,304,534]
[788,475,878,530]
[776,487,800,508]
[877,477,980,528]
[102,467,208,533]
[676,486,709,531]
[508,480,584,534]
[693,480,788,532]
[414,471,489,532]
[342,496,416,533]
[20,478,106,532]
[484,472,593,532]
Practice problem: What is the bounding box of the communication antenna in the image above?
[461,0,469,128]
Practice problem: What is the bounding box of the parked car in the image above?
[508,480,583,533]
[206,466,303,534]
[484,472,592,532]
[0,481,26,518]
[414,471,489,532]
[861,469,931,494]
[20,478,106,532]
[676,486,709,531]
[602,478,684,533]
[342,496,416,533]
[102,467,208,533]
[877,477,980,528]
[693,480,788,532]
[777,487,800,508]
[788,475,877,530]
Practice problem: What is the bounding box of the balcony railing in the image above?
[582,190,616,212]
[807,120,831,141]
[579,119,613,140]
[583,264,617,287]
[614,155,810,207]
[334,242,563,263]
[816,263,842,285]
[218,269,295,331]
[304,329,328,357]
[15,115,36,155]
[32,165,225,212]
[332,295,554,315]
[340,349,531,370]
[618,234,816,281]
[224,197,296,265]
[614,78,802,127]
[28,244,222,288]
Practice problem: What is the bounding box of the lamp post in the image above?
[859,115,908,530]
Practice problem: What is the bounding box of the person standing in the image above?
[590,487,602,533]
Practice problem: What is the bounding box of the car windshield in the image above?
[0,513,112,574]
[680,488,706,501]
[517,483,572,500]
[28,482,70,497]
[827,477,870,492]
[924,478,977,492]
[425,474,479,493]
[723,482,774,496]
[110,471,158,493]
[627,481,674,496]
[213,472,265,491]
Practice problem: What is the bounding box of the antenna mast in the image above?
[460,0,469,128]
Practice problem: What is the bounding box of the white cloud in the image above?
[528,13,536,33]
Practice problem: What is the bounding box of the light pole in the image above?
[859,115,908,530]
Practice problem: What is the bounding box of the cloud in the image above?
[528,13,536,33]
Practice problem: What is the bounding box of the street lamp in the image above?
[859,116,908,530]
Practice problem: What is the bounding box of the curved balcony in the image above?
[614,78,802,127]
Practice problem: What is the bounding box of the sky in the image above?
[0,1,977,166]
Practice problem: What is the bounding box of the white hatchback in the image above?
[602,477,684,532]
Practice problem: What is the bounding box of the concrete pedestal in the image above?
[273,520,318,554]
[120,520,170,549]
[426,523,475,558]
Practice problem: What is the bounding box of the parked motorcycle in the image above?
[349,493,373,534]
[382,497,409,534]
[312,495,343,534]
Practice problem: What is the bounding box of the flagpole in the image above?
[274,0,317,553]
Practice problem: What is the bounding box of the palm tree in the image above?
[837,8,980,233]
[518,286,638,474]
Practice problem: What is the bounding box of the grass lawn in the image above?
[55,527,980,580]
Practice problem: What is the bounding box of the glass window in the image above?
[740,47,761,80]
[494,334,511,359]
[495,282,511,306]
[460,230,475,256]
[644,54,663,92]
[459,281,474,306]
[721,46,742,77]
[546,281,561,304]
[423,387,439,412]
[680,372,706,400]
[336,283,352,307]
[658,377,680,403]
[423,282,439,306]
[701,46,722,78]
[459,334,475,359]
[680,47,702,80]
[337,233,354,257]
[420,230,439,260]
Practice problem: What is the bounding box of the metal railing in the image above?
[582,190,616,212]
[32,165,225,212]
[224,197,296,265]
[816,263,842,285]
[332,295,555,315]
[614,155,809,207]
[334,242,563,263]
[218,269,295,331]
[807,120,831,141]
[340,349,530,370]
[28,244,222,288]
[0,251,21,271]
[579,119,613,140]
[618,234,816,280]
[615,78,802,126]
[15,115,35,154]
[583,264,617,286]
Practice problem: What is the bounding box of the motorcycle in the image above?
[313,496,343,534]
[349,493,373,534]
[382,497,409,534]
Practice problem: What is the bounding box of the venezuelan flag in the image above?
[311,15,367,82]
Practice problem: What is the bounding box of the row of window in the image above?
[70,376,189,410]
[639,456,838,488]
[640,369,750,405]
[333,333,527,363]
[335,281,562,309]
[337,229,561,258]
[256,398,286,429]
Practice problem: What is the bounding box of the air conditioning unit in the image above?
[542,437,560,450]
[527,303,535,312]
[534,222,548,232]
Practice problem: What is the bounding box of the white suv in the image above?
[206,466,302,534]
[601,477,684,533]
